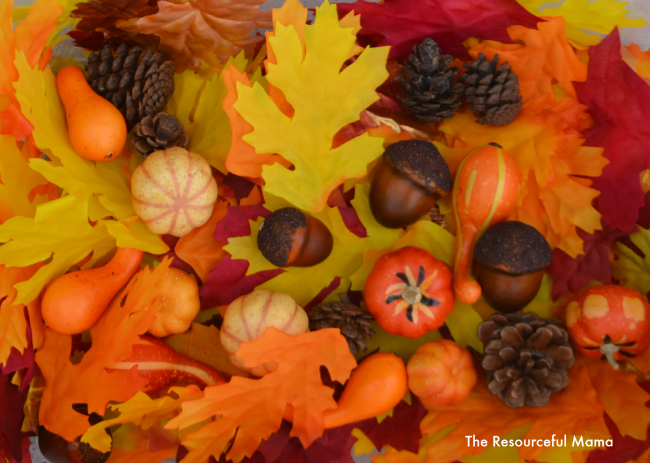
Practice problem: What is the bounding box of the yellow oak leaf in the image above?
[82,386,204,453]
[224,183,404,306]
[611,225,650,296]
[166,328,357,463]
[233,0,389,212]
[518,0,648,49]
[125,0,272,73]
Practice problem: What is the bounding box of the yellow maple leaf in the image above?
[517,0,648,49]
[82,386,204,453]
[224,183,404,306]
[233,0,389,212]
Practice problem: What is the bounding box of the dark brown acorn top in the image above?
[257,208,307,267]
[384,140,452,197]
[474,221,552,275]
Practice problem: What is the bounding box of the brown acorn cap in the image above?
[257,208,307,268]
[474,221,552,275]
[383,140,452,198]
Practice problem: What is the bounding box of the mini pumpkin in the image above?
[407,340,476,408]
[131,147,218,237]
[566,285,650,370]
[364,246,454,338]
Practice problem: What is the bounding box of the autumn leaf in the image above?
[611,225,650,296]
[123,0,272,73]
[337,0,539,61]
[437,107,606,257]
[233,1,389,212]
[166,328,357,463]
[381,366,609,463]
[626,43,650,83]
[82,386,204,452]
[576,355,650,441]
[575,29,650,233]
[224,184,403,306]
[0,264,43,368]
[104,438,179,463]
[175,200,228,282]
[36,259,172,441]
[517,0,648,49]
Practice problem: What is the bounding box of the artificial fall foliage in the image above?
[611,225,650,297]
[575,29,650,234]
[626,43,650,83]
[517,0,648,49]
[165,328,357,463]
[231,0,389,212]
[35,259,172,441]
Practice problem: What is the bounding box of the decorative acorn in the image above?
[39,411,110,463]
[566,285,650,370]
[369,140,452,229]
[257,208,333,267]
[473,221,552,313]
[452,143,521,305]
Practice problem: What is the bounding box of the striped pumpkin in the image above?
[131,147,218,237]
[220,289,309,376]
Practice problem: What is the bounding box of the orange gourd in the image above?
[451,143,521,304]
[42,247,143,334]
[56,66,127,162]
[283,353,408,428]
[407,340,477,408]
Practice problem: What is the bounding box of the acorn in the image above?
[257,208,334,267]
[369,140,452,229]
[38,412,110,463]
[473,221,552,313]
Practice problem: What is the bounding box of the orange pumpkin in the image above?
[407,339,476,408]
[451,143,521,304]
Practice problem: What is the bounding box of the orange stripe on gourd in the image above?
[452,144,521,304]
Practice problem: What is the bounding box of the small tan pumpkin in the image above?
[131,147,218,237]
[220,289,309,376]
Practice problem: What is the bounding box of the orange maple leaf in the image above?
[123,0,272,72]
[0,263,44,367]
[166,328,357,463]
[625,43,650,83]
[35,259,172,441]
[175,199,228,282]
[385,366,609,463]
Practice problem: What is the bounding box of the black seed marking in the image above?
[582,346,600,350]
[396,272,409,284]
[421,296,440,307]
[417,266,425,286]
[619,350,636,358]
[386,294,402,304]
[618,341,636,347]
[604,334,612,344]
[406,305,414,322]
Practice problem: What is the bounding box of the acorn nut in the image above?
[369,140,452,229]
[38,412,111,463]
[257,208,333,268]
[473,221,552,313]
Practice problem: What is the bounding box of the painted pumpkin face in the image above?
[364,246,454,338]
[566,285,650,369]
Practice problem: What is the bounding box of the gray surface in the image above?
[16,0,650,461]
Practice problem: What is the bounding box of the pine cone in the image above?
[478,312,574,407]
[309,294,375,355]
[86,44,175,126]
[461,52,522,126]
[131,113,189,157]
[400,38,465,123]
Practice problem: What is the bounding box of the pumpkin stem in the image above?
[600,343,620,370]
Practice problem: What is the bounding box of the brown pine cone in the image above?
[86,44,175,126]
[309,294,375,355]
[131,113,188,157]
[461,52,522,126]
[478,312,574,407]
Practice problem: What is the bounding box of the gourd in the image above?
[42,247,143,335]
[407,340,476,408]
[147,267,200,337]
[451,143,521,304]
[56,66,127,162]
